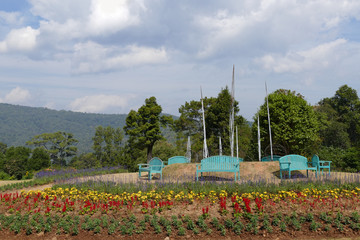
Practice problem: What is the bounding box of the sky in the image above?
[0,0,360,121]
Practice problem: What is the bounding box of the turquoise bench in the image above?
[279,155,317,179]
[196,155,242,181]
[138,157,164,180]
[311,155,331,175]
[261,155,281,162]
[167,156,190,165]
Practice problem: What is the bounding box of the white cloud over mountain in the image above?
[0,0,360,119]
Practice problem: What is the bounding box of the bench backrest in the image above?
[149,157,164,171]
[261,155,281,162]
[168,156,189,165]
[201,155,239,170]
[311,155,319,167]
[279,155,307,169]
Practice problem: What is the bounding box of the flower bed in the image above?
[1,186,360,239]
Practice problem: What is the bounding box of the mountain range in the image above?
[0,103,135,153]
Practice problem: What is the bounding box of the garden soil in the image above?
[1,162,360,239]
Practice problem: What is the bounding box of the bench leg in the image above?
[139,170,141,178]
[280,170,282,179]
[196,172,198,181]
[289,170,291,179]
[148,172,152,180]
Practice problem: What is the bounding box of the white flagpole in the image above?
[236,126,239,159]
[186,136,191,162]
[230,65,235,157]
[265,81,273,161]
[201,87,208,158]
[219,136,222,156]
[257,115,261,161]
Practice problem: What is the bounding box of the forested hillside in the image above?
[0,103,128,153]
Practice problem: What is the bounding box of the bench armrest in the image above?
[319,160,331,164]
[138,164,149,167]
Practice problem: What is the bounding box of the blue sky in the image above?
[0,0,360,120]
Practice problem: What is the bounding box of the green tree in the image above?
[175,87,251,160]
[28,147,51,171]
[26,131,78,166]
[315,101,351,149]
[252,89,320,157]
[4,146,31,179]
[92,126,123,166]
[0,142,7,154]
[318,85,360,146]
[152,140,181,162]
[124,97,171,162]
[69,153,100,169]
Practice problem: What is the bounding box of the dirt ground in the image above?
[2,162,360,239]
[2,162,360,193]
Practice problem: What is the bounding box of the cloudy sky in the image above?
[0,0,360,120]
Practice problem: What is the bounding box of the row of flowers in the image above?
[1,186,359,217]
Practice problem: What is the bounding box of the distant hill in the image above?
[0,103,176,153]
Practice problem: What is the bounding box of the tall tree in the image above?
[26,131,78,166]
[4,146,31,179]
[92,126,123,166]
[253,89,320,156]
[175,87,250,159]
[318,85,360,146]
[124,97,171,162]
[28,147,51,171]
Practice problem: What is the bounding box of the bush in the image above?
[28,148,50,171]
[0,171,10,180]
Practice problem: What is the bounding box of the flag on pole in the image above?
[265,81,274,161]
[201,87,208,159]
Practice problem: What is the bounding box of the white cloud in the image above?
[72,41,168,73]
[0,87,32,104]
[88,0,145,36]
[193,0,360,59]
[0,11,24,25]
[0,26,39,52]
[258,39,347,73]
[29,0,90,22]
[69,94,134,113]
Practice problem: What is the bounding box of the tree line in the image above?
[1,84,360,179]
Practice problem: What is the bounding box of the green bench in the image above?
[167,156,190,165]
[261,155,281,162]
[138,157,164,180]
[196,155,242,181]
[311,155,331,175]
[279,155,317,179]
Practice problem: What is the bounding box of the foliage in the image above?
[92,126,123,166]
[0,103,129,153]
[152,140,182,162]
[124,97,172,162]
[28,147,51,171]
[26,131,78,166]
[69,153,100,169]
[4,146,31,179]
[316,85,360,148]
[252,89,320,158]
[175,88,250,161]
